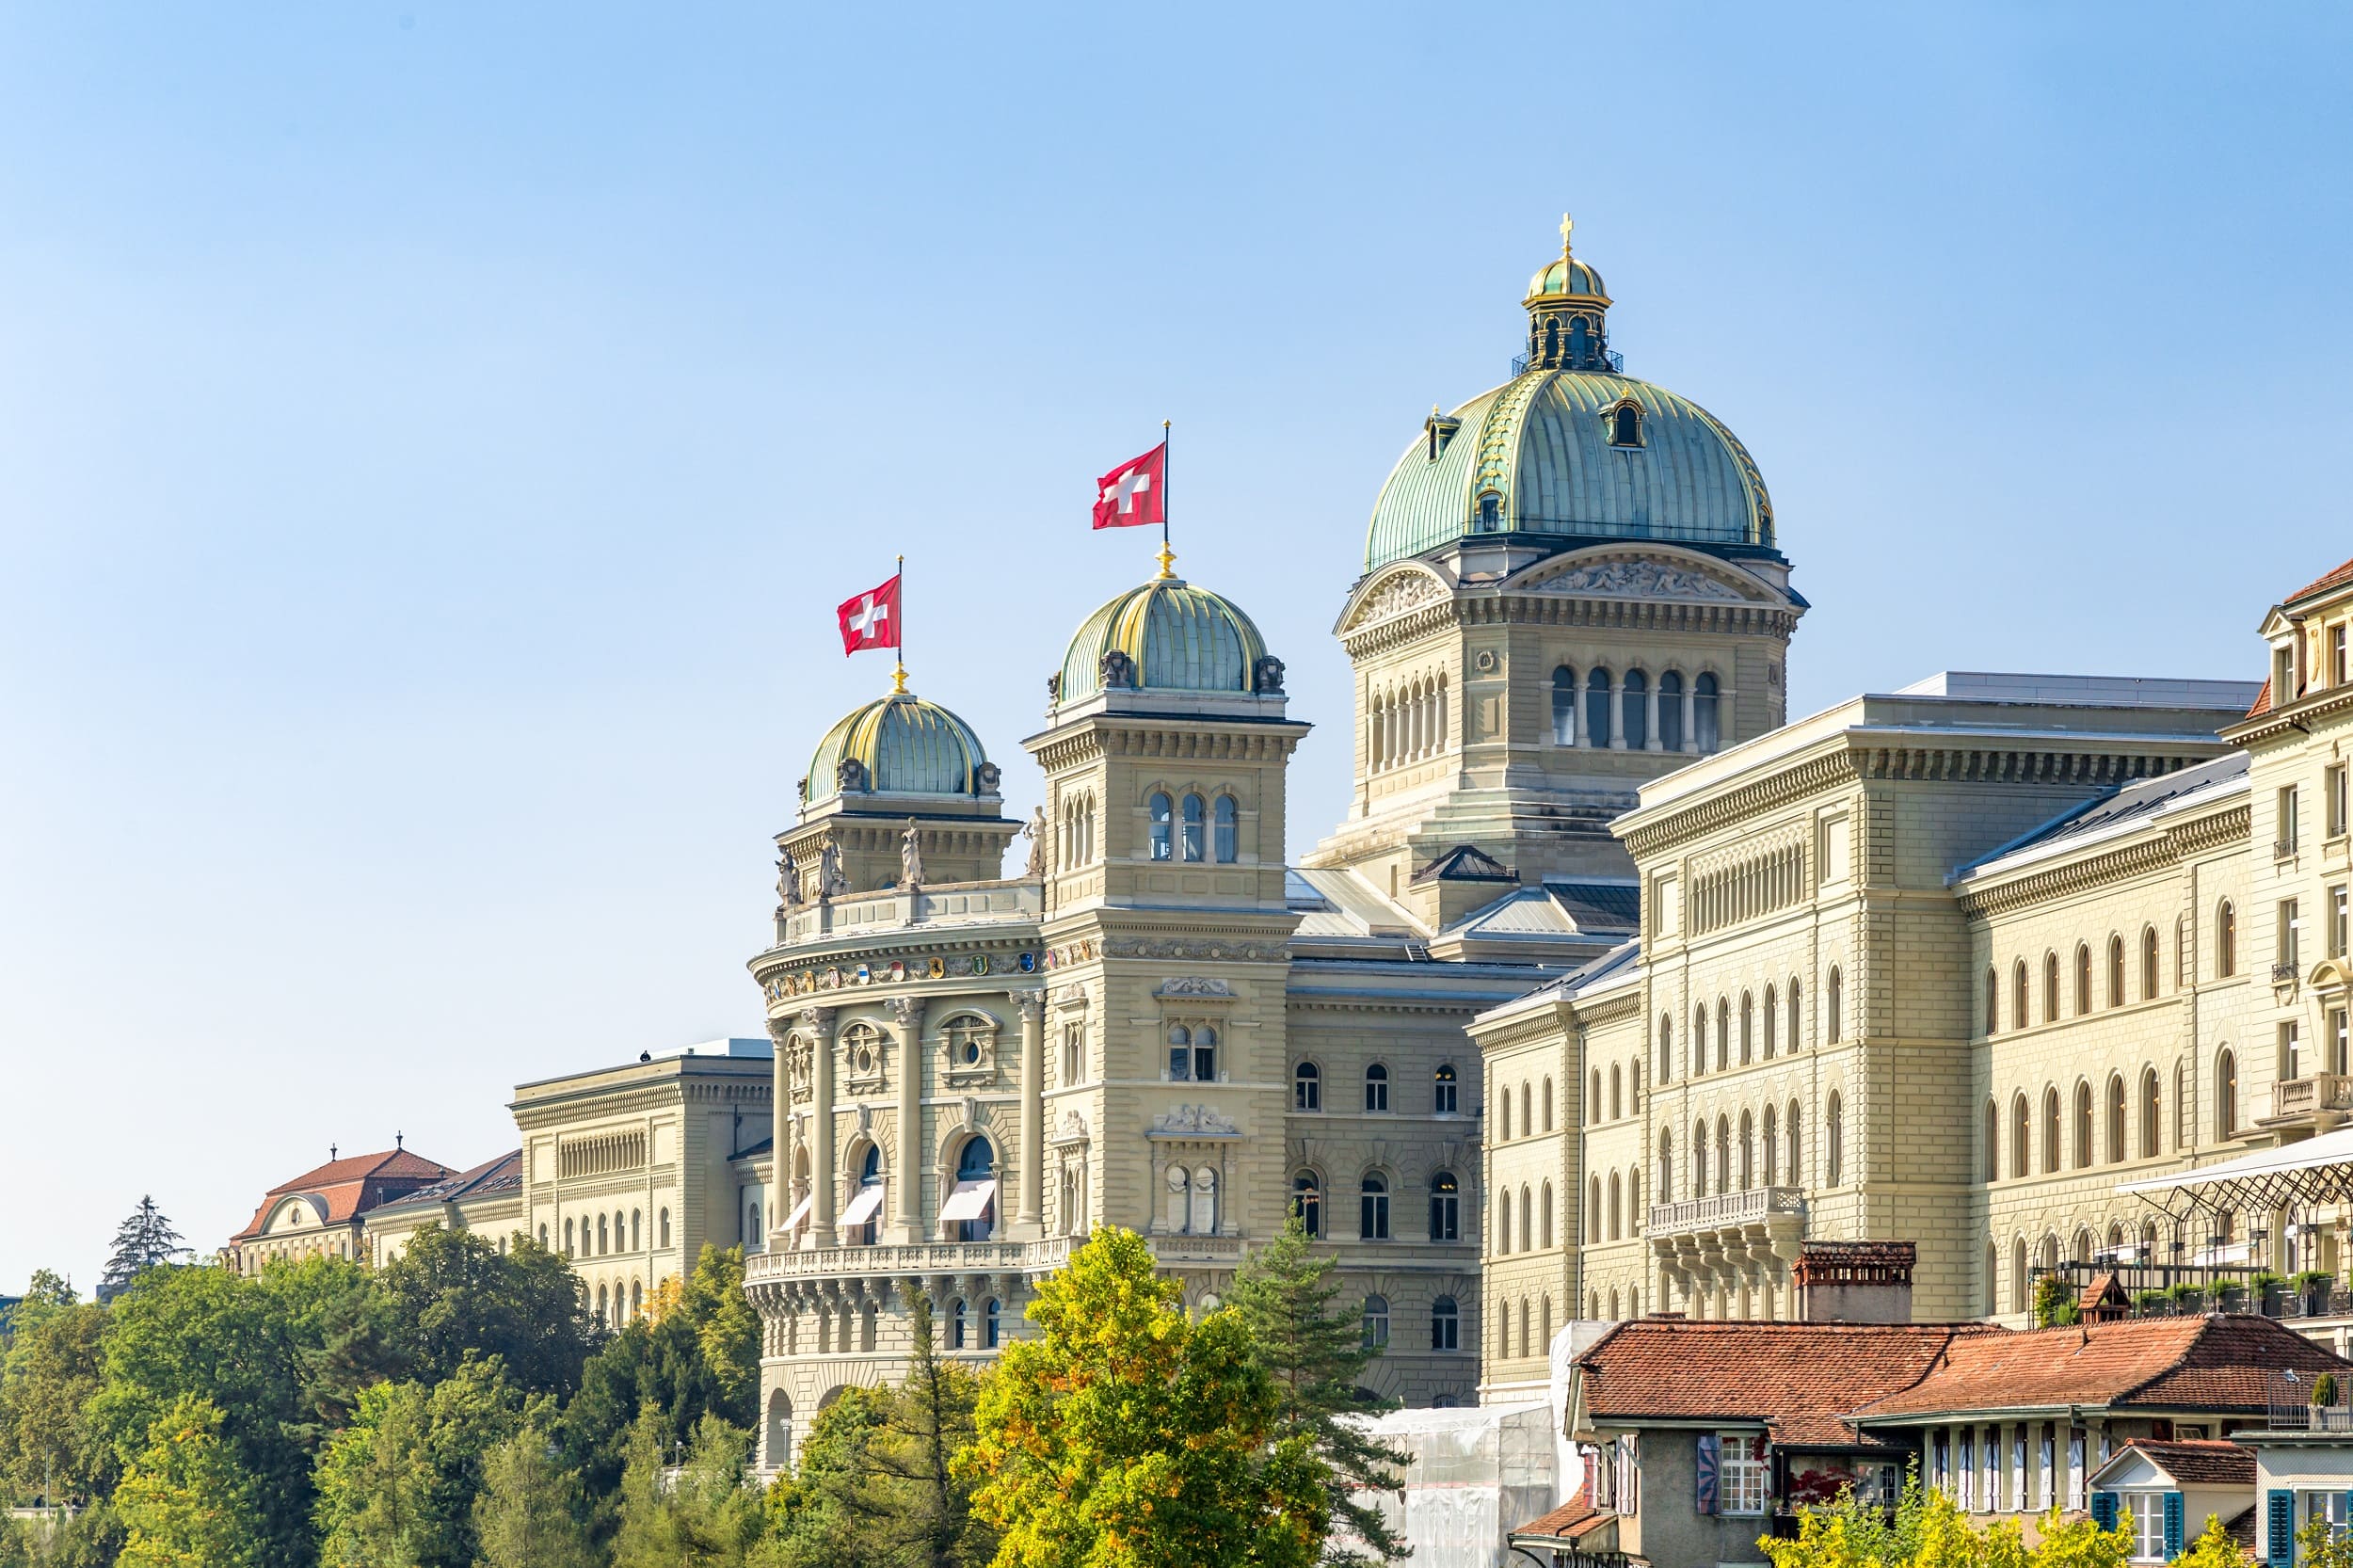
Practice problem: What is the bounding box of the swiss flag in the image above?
[1092,441,1166,530]
[837,574,901,654]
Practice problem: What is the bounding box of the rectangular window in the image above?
[2333,1009,2351,1079]
[2281,788,2302,856]
[2331,766,2351,840]
[2284,1020,2305,1083]
[2283,899,2303,970]
[2332,886,2349,959]
[2122,1493,2168,1560]
[2309,1492,2351,1544]
[1718,1433,1768,1516]
[2335,623,2348,687]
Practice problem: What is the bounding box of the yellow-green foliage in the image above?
[1760,1482,2130,1568]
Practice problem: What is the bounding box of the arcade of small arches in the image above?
[1987,1065,2189,1182]
[1368,671,1446,772]
[1655,973,1820,1086]
[1984,918,2214,1037]
[1549,664,1722,754]
[1985,1204,2327,1319]
[1656,1094,1838,1206]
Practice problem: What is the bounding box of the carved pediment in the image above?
[1149,1104,1239,1137]
[1340,568,1450,632]
[1522,557,1749,602]
[1156,977,1234,999]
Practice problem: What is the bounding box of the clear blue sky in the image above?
[3,4,2347,1293]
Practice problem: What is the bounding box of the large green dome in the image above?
[1056,575,1272,704]
[805,692,994,805]
[1363,369,1775,572]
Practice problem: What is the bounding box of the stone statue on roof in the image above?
[776,846,802,908]
[1022,806,1047,879]
[900,818,924,891]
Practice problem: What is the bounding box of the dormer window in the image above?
[1607,400,1644,449]
[1477,492,1502,531]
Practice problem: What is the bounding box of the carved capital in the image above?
[798,1005,838,1035]
[884,995,925,1030]
[1012,990,1047,1023]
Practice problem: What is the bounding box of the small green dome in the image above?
[805,693,994,804]
[1526,256,1608,301]
[1057,576,1273,703]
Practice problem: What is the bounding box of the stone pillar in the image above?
[1015,991,1045,1238]
[1608,676,1625,749]
[888,996,926,1244]
[804,1006,839,1248]
[1682,686,1699,754]
[768,1018,792,1248]
[1645,682,1662,751]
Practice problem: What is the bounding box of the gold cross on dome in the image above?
[1559,212,1575,259]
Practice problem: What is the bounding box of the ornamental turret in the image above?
[1522,212,1616,374]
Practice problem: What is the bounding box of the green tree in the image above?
[0,1289,111,1503]
[610,1412,765,1568]
[2294,1513,2353,1568]
[1225,1216,1410,1565]
[561,1244,760,1502]
[96,1200,189,1306]
[312,1357,522,1568]
[960,1226,1326,1568]
[113,1395,262,1568]
[1757,1478,2127,1568]
[473,1405,599,1568]
[758,1289,993,1568]
[377,1225,596,1398]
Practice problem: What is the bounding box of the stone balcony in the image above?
[1648,1187,1807,1297]
[2266,1073,2353,1131]
[742,1231,1246,1303]
[774,881,1040,951]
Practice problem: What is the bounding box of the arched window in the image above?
[1497,1189,1512,1255]
[1552,666,1577,745]
[1362,1295,1390,1350]
[1740,992,1754,1064]
[2141,925,2159,1000]
[2073,1080,2093,1169]
[563,1217,574,1256]
[1763,985,1778,1061]
[1588,1177,1600,1241]
[1985,968,2000,1035]
[2107,936,2125,1008]
[1478,492,1501,530]
[2042,1087,2061,1174]
[1364,1064,1389,1112]
[1716,1000,1731,1071]
[1694,672,1721,751]
[1984,1099,1999,1181]
[1521,1080,1532,1133]
[1431,1296,1459,1352]
[1499,1089,1511,1141]
[2074,943,2092,1015]
[984,1298,1002,1350]
[952,1299,968,1350]
[598,1215,609,1256]
[632,1209,642,1252]
[853,1146,883,1245]
[1174,1022,1216,1082]
[1429,1172,1459,1241]
[2105,1075,2126,1164]
[1359,1174,1390,1240]
[2217,1049,2239,1135]
[2013,960,2029,1028]
[2140,1067,2161,1158]
[1787,978,1801,1052]
[1657,1132,1673,1206]
[2012,1238,2029,1313]
[1586,668,1613,748]
[952,1137,997,1242]
[1520,1185,1533,1249]
[538,1224,549,1250]
[1621,668,1649,750]
[1542,1078,1555,1131]
[1738,1110,1755,1190]
[1826,967,1843,1043]
[2217,901,2237,976]
[1985,1243,1999,1317]
[1658,670,1685,751]
[659,1208,670,1249]
[596,1284,608,1325]
[1692,1120,1709,1196]
[1180,792,1206,861]
[1293,1061,1321,1112]
[1609,402,1643,447]
[1609,1064,1623,1120]
[1291,1171,1322,1239]
[1148,792,1173,860]
[1608,1171,1624,1239]
[1826,1093,1844,1185]
[1692,1004,1708,1077]
[1657,1013,1673,1085]
[2043,952,2061,1022]
[1716,1116,1731,1196]
[1213,795,1238,863]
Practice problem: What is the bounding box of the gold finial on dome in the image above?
[889,664,910,696]
[1155,540,1177,581]
[1559,211,1574,262]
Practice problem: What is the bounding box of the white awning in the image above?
[781,1192,813,1233]
[2118,1128,2353,1216]
[939,1178,997,1224]
[840,1183,886,1227]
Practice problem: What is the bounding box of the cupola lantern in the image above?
[1522,212,1616,373]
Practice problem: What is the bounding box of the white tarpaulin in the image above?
[939,1178,996,1223]
[840,1183,886,1227]
[1339,1402,1561,1568]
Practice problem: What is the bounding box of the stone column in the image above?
[1015,990,1045,1238]
[804,1006,839,1248]
[1645,682,1662,751]
[1682,685,1699,753]
[887,995,926,1244]
[768,1018,792,1248]
[1608,676,1625,749]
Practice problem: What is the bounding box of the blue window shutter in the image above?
[2163,1492,2185,1560]
[1696,1433,1720,1515]
[2268,1490,2296,1568]
[2092,1492,2119,1531]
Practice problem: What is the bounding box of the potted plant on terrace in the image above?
[2213,1277,2247,1312]
[2292,1270,2336,1316]
[2133,1288,2170,1318]
[2250,1270,2287,1315]
[2165,1280,2207,1314]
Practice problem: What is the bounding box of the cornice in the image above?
[1574,989,1644,1029]
[1955,801,2251,920]
[2227,685,2353,747]
[1619,749,1860,860]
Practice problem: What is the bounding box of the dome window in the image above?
[1148,792,1174,860]
[1477,492,1502,532]
[1606,399,1645,449]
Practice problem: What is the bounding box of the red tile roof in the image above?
[231,1146,454,1241]
[1575,1319,1999,1449]
[1853,1315,2349,1419]
[1513,1488,1614,1544]
[2286,555,2353,609]
[2246,677,2273,718]
[2112,1438,2256,1488]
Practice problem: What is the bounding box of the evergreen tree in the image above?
[312,1358,521,1568]
[96,1199,188,1305]
[113,1395,262,1568]
[960,1226,1326,1568]
[472,1407,599,1568]
[1225,1216,1411,1565]
[609,1412,764,1568]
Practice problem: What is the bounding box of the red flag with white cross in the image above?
[1091,441,1166,530]
[836,573,901,654]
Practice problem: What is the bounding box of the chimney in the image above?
[1794,1240,1916,1324]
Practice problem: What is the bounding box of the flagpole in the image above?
[892,553,907,695]
[1158,417,1174,579]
